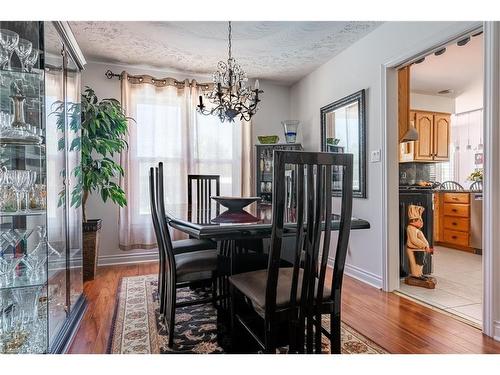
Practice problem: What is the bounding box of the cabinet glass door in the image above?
[44,22,68,348]
[0,21,48,353]
[65,53,82,312]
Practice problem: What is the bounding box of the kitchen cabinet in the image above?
[434,192,476,252]
[400,110,451,162]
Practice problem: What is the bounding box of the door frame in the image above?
[381,21,500,340]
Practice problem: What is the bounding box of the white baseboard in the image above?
[493,320,500,342]
[328,258,383,289]
[98,250,158,266]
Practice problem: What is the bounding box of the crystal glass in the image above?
[0,29,19,70]
[14,39,32,72]
[7,170,28,212]
[282,120,300,144]
[0,255,23,288]
[22,170,37,212]
[0,289,13,352]
[0,46,9,71]
[24,48,39,72]
[26,226,60,283]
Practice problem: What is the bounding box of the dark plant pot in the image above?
[82,219,102,282]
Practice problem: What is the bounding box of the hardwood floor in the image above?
[68,262,500,354]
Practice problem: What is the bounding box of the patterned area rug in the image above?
[109,274,388,354]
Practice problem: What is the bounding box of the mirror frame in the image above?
[320,89,367,198]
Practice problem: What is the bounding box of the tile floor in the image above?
[398,246,483,326]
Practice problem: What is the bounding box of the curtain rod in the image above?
[104,69,211,89]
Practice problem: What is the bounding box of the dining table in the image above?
[164,200,371,314]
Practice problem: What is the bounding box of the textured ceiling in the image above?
[69,21,381,85]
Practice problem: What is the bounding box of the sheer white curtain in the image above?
[119,73,250,250]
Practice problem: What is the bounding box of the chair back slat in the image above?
[157,163,177,268]
[316,165,332,303]
[289,165,305,310]
[149,167,168,270]
[330,159,353,308]
[188,174,221,208]
[265,150,353,351]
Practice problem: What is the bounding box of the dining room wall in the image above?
[289,21,479,288]
[81,61,291,265]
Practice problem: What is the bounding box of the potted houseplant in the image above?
[55,87,131,281]
[79,87,131,281]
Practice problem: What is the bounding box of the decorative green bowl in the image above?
[258,135,279,144]
[326,137,340,145]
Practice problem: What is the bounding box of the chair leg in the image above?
[330,312,341,354]
[158,260,165,316]
[211,273,217,307]
[229,284,237,350]
[306,313,314,353]
[264,319,276,354]
[314,312,322,353]
[167,283,176,348]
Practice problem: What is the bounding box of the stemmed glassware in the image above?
[14,39,32,72]
[0,29,19,70]
[25,225,61,283]
[7,170,28,213]
[23,170,37,212]
[0,254,23,288]
[0,46,9,72]
[24,49,39,73]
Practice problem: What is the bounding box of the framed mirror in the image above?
[320,89,367,198]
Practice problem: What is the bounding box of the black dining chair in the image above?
[188,174,220,209]
[439,180,464,190]
[229,150,353,354]
[150,164,219,348]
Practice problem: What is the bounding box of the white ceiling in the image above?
[411,33,483,98]
[69,21,380,85]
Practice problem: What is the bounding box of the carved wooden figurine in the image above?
[405,204,437,289]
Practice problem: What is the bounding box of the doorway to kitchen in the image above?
[396,30,484,326]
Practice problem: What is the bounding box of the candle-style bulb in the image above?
[198,95,203,107]
[254,79,260,90]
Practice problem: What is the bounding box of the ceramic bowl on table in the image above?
[210,196,261,212]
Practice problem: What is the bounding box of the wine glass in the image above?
[14,39,32,72]
[0,29,19,70]
[0,45,9,71]
[7,170,28,213]
[22,170,37,212]
[24,48,39,73]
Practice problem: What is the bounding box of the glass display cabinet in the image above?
[255,143,302,203]
[0,21,86,353]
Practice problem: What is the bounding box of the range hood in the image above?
[401,126,419,142]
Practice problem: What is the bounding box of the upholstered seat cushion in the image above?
[229,268,331,309]
[175,249,218,276]
[171,239,216,255]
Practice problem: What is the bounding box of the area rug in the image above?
[109,274,388,354]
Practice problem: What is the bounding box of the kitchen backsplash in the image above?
[399,162,436,185]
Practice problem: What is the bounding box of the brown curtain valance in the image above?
[117,70,213,91]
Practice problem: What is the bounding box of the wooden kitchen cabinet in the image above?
[399,110,451,162]
[434,192,474,252]
[415,112,434,161]
[434,114,451,160]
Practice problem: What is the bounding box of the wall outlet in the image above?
[370,149,381,163]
